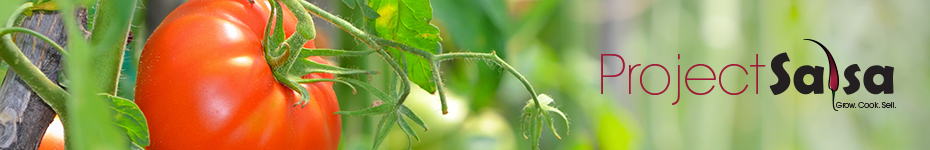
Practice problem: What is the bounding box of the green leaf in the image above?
[540,95,570,136]
[335,102,394,116]
[400,105,428,131]
[389,72,402,97]
[283,47,375,106]
[277,75,312,107]
[541,107,559,139]
[102,94,150,147]
[396,112,420,142]
[342,78,397,103]
[31,2,59,11]
[288,59,377,76]
[342,0,380,19]
[85,0,96,29]
[372,112,399,150]
[367,0,442,93]
[296,78,358,94]
[340,78,431,150]
[32,0,54,5]
[358,0,381,19]
[130,142,145,150]
[341,0,357,9]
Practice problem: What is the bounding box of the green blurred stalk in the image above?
[88,0,134,94]
[117,0,147,99]
[60,0,136,148]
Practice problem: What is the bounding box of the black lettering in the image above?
[864,65,894,94]
[843,64,860,94]
[793,65,824,94]
[770,53,790,95]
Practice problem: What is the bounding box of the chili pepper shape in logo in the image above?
[805,39,839,111]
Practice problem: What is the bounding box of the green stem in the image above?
[296,78,358,94]
[282,0,315,40]
[436,52,543,109]
[279,0,315,71]
[268,43,291,69]
[300,1,412,106]
[300,48,375,57]
[65,0,137,148]
[5,3,31,28]
[0,19,69,123]
[377,38,450,113]
[0,2,69,121]
[265,0,322,105]
[377,50,411,107]
[428,60,448,114]
[0,27,70,57]
[373,37,435,60]
[54,0,86,147]
[300,1,543,110]
[832,91,837,111]
[88,0,136,95]
[297,2,560,149]
[300,1,380,49]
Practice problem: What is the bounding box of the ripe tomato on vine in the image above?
[134,0,340,149]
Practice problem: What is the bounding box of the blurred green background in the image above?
[2,0,926,149]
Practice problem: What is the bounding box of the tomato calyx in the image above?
[262,0,374,107]
[520,94,569,140]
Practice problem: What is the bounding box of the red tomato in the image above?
[38,117,64,150]
[134,0,340,149]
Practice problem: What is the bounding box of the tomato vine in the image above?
[270,0,571,149]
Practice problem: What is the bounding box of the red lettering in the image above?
[601,54,625,94]
[686,64,716,95]
[640,64,670,95]
[720,64,748,95]
[749,54,766,94]
[674,54,681,105]
[629,64,641,94]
